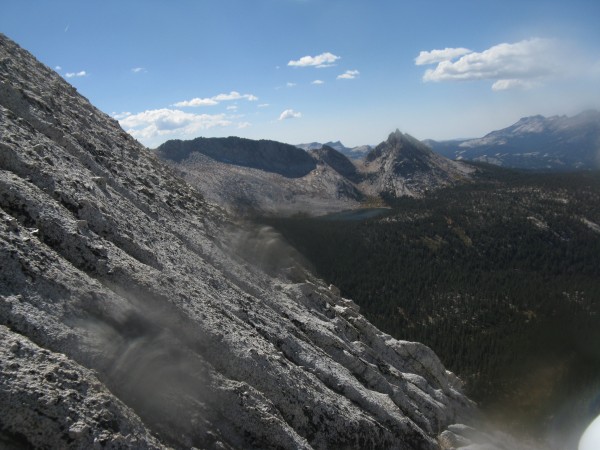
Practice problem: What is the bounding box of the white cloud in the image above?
[415,47,472,65]
[54,65,62,71]
[174,91,258,107]
[173,97,219,107]
[237,122,252,129]
[131,67,146,73]
[288,52,340,68]
[65,70,87,78]
[418,38,563,90]
[118,108,232,145]
[226,105,238,111]
[415,47,472,66]
[286,82,297,87]
[311,79,324,85]
[111,111,132,120]
[491,79,539,91]
[213,91,258,101]
[258,103,270,108]
[337,70,360,80]
[278,109,302,120]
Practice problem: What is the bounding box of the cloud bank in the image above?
[288,52,340,68]
[416,38,564,90]
[117,109,232,144]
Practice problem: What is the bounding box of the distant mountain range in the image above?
[425,111,600,171]
[156,131,474,215]
[296,140,372,159]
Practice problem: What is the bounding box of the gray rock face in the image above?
[0,325,166,449]
[1,33,474,449]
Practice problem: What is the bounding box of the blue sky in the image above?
[2,0,600,147]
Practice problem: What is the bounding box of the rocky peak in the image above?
[359,129,475,198]
[366,130,431,163]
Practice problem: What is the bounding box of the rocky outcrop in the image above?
[1,33,474,449]
[0,325,165,449]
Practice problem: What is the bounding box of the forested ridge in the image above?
[264,165,600,439]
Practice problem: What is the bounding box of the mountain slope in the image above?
[359,130,475,198]
[0,33,474,449]
[158,132,474,215]
[297,141,372,159]
[309,145,362,183]
[156,146,363,216]
[158,136,317,178]
[428,112,600,170]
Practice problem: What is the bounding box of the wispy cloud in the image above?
[278,109,302,120]
[258,103,270,108]
[54,65,62,71]
[174,91,258,107]
[417,38,565,90]
[286,82,297,87]
[174,98,219,107]
[65,70,87,78]
[415,47,472,65]
[111,111,132,120]
[337,69,360,80]
[118,108,231,145]
[491,79,540,91]
[131,67,146,73]
[226,105,238,111]
[213,91,258,101]
[237,122,252,129]
[288,52,340,68]
[311,79,324,85]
